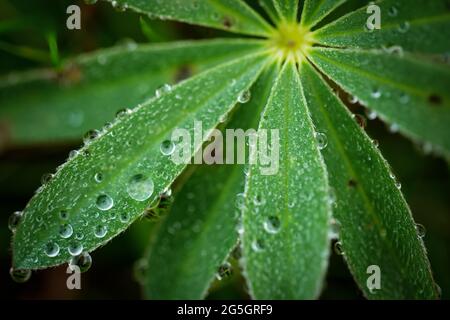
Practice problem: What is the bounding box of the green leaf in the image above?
[312,0,450,54]
[0,39,265,148]
[272,0,299,23]
[12,51,270,270]
[300,0,347,28]
[241,61,331,299]
[143,64,278,299]
[257,0,280,24]
[309,47,450,156]
[101,0,274,37]
[299,61,438,299]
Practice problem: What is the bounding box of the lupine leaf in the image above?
[241,61,331,299]
[272,0,299,23]
[12,52,269,270]
[309,48,450,156]
[299,61,438,299]
[312,0,450,54]
[0,39,265,148]
[301,0,348,28]
[101,0,274,37]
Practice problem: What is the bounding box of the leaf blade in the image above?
[241,61,331,299]
[101,0,274,37]
[309,47,450,156]
[299,61,438,299]
[300,0,348,28]
[12,52,270,270]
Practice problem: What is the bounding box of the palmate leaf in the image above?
[144,65,278,299]
[241,61,331,299]
[101,0,274,37]
[0,39,265,147]
[300,61,438,299]
[312,0,450,54]
[12,51,270,269]
[272,0,299,23]
[308,48,450,156]
[300,0,348,28]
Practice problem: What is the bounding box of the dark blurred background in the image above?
[0,0,449,299]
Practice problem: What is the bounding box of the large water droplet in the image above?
[9,268,31,283]
[263,216,281,234]
[315,132,328,150]
[237,90,251,103]
[68,242,84,256]
[69,252,92,273]
[127,174,154,201]
[45,242,60,257]
[160,140,175,156]
[94,225,107,238]
[96,194,114,210]
[415,223,426,238]
[8,211,23,232]
[59,224,73,239]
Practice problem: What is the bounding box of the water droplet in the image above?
[399,93,410,104]
[354,114,367,128]
[263,216,281,234]
[45,242,60,257]
[216,262,232,280]
[371,88,382,99]
[8,211,23,232]
[251,239,265,252]
[96,194,114,210]
[388,6,398,17]
[372,139,379,148]
[59,223,73,239]
[120,212,130,223]
[348,95,359,104]
[41,173,54,185]
[315,132,328,150]
[83,129,100,144]
[334,241,344,255]
[59,209,69,220]
[75,232,84,240]
[382,45,404,57]
[398,21,410,33]
[235,193,246,210]
[155,84,172,98]
[69,252,92,273]
[94,172,103,183]
[415,223,426,238]
[68,242,83,256]
[253,194,265,206]
[94,225,107,238]
[160,140,175,156]
[389,123,400,133]
[237,90,251,103]
[127,174,154,202]
[133,259,148,284]
[365,109,378,120]
[68,150,79,160]
[329,219,340,240]
[116,108,132,119]
[9,268,31,283]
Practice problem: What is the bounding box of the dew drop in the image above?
[94,172,103,183]
[389,123,400,133]
[127,174,154,202]
[251,239,265,252]
[41,173,54,185]
[253,194,265,206]
[68,242,83,256]
[160,140,175,156]
[75,232,84,240]
[237,90,251,103]
[9,268,31,283]
[155,84,172,98]
[388,6,398,17]
[69,252,92,273]
[8,211,23,232]
[59,223,73,239]
[235,193,246,210]
[399,93,410,104]
[329,218,340,240]
[348,95,359,104]
[263,216,281,234]
[83,129,100,144]
[334,241,344,255]
[415,223,426,238]
[116,108,132,119]
[398,21,410,33]
[59,209,69,220]
[45,242,60,257]
[216,262,232,280]
[120,212,130,223]
[315,132,328,150]
[365,109,378,120]
[371,88,382,99]
[96,194,114,210]
[94,225,107,238]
